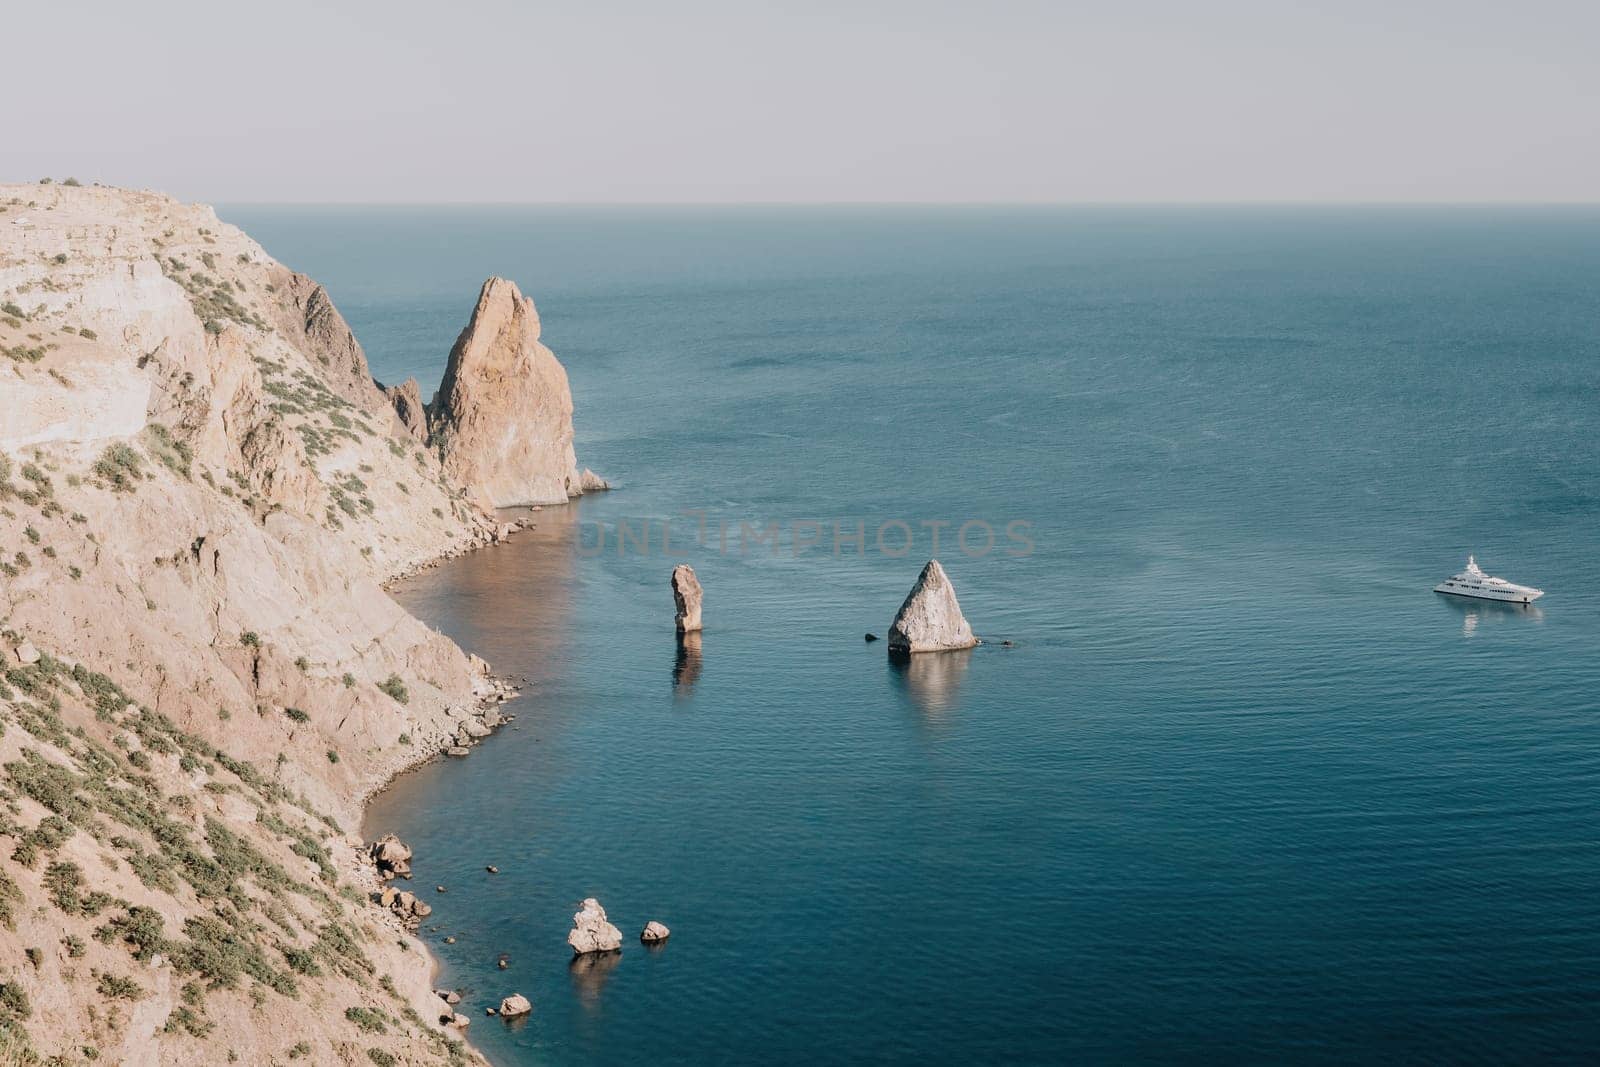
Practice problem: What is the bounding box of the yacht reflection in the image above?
[1437,592,1543,638]
[888,647,972,718]
[569,949,621,1011]
[673,631,702,696]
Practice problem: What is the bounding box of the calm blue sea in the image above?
[226,206,1600,1065]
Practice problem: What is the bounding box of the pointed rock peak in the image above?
[887,559,978,653]
[428,276,586,509]
[386,377,427,443]
[470,276,542,342]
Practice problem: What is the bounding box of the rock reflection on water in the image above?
[673,632,702,696]
[888,647,972,718]
[569,950,622,1011]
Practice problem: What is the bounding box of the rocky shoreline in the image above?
[0,181,602,1065]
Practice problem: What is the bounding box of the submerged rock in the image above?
[499,994,532,1018]
[886,559,978,653]
[671,564,703,634]
[428,277,588,508]
[640,921,671,944]
[567,897,623,955]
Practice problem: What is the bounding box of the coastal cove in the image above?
[282,205,1600,1064]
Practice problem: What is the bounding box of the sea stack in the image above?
[428,276,595,508]
[672,564,704,633]
[887,560,978,653]
[568,897,624,955]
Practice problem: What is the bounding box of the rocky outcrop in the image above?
[387,377,428,442]
[579,468,610,492]
[568,898,624,955]
[887,559,978,653]
[268,269,390,416]
[672,564,703,634]
[498,994,533,1018]
[428,277,593,508]
[370,833,414,879]
[641,921,671,944]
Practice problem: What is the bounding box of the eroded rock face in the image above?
[269,269,390,416]
[567,897,623,955]
[386,378,428,442]
[579,468,610,492]
[428,277,586,508]
[886,559,978,653]
[672,565,703,634]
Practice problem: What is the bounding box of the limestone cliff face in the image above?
[267,269,391,417]
[386,377,428,442]
[0,182,496,1065]
[428,277,588,508]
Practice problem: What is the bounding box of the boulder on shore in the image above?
[886,560,978,653]
[640,921,671,944]
[369,833,413,879]
[499,994,532,1018]
[671,565,703,634]
[567,897,623,955]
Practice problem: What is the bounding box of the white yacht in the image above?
[1434,556,1543,604]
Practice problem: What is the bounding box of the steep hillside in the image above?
[0,181,527,1065]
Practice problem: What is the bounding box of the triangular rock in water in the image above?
[887,559,977,653]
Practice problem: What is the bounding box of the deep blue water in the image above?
[226,206,1600,1064]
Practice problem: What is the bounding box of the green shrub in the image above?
[344,1006,388,1034]
[0,978,31,1024]
[284,707,309,724]
[92,443,144,492]
[96,906,168,962]
[96,973,143,1000]
[377,675,408,705]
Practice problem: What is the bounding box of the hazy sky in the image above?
[5,0,1598,202]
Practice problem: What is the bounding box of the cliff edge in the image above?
[0,181,503,1065]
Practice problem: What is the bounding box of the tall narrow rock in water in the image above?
[672,564,704,633]
[887,559,978,652]
[428,277,585,508]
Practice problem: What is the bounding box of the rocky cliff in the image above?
[427,277,596,508]
[0,182,513,1065]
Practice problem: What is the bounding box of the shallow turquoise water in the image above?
[228,206,1600,1064]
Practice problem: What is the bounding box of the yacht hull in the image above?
[1434,585,1542,604]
